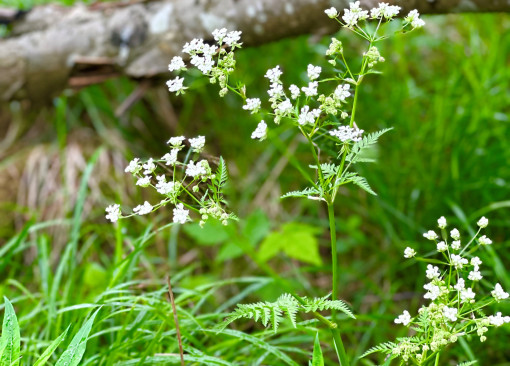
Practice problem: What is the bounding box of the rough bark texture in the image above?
[0,0,507,102]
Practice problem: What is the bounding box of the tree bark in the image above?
[0,0,507,102]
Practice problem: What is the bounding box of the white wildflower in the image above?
[451,240,461,250]
[424,283,440,301]
[265,66,282,83]
[437,216,447,229]
[436,241,447,252]
[329,125,363,143]
[190,54,215,74]
[301,81,318,97]
[251,121,267,140]
[461,288,476,303]
[477,216,489,228]
[173,203,190,224]
[136,176,151,187]
[105,204,121,223]
[394,310,412,326]
[167,77,186,94]
[142,158,156,175]
[186,160,207,178]
[162,149,179,166]
[324,7,338,18]
[133,201,153,216]
[443,306,458,322]
[168,136,186,149]
[276,99,293,116]
[488,312,510,327]
[268,83,284,99]
[289,84,300,99]
[125,158,141,174]
[182,38,204,54]
[404,247,416,258]
[492,283,509,302]
[155,176,177,195]
[342,1,369,27]
[468,267,483,281]
[307,64,322,81]
[212,28,227,42]
[405,9,425,29]
[426,264,440,279]
[478,235,492,245]
[298,106,321,126]
[189,136,206,153]
[370,3,400,20]
[423,230,438,240]
[243,98,262,114]
[224,30,242,47]
[454,278,465,291]
[471,256,482,267]
[450,254,468,269]
[168,56,186,72]
[450,228,460,240]
[334,84,351,101]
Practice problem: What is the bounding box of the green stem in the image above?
[434,352,440,366]
[331,328,350,366]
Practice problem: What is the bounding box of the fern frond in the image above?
[457,361,477,366]
[346,128,392,163]
[347,175,376,195]
[359,342,397,358]
[281,187,321,199]
[302,297,355,319]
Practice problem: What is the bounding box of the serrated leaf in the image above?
[281,187,321,199]
[349,175,376,195]
[33,326,69,366]
[55,308,100,366]
[0,298,20,366]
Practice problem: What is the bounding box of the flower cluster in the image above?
[105,136,236,227]
[391,216,509,363]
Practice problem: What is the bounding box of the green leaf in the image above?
[348,175,376,196]
[0,298,20,366]
[258,223,322,265]
[242,210,270,245]
[55,308,100,366]
[312,333,324,366]
[33,326,69,366]
[183,220,230,246]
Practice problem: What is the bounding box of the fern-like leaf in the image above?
[348,175,376,195]
[346,128,392,164]
[457,361,477,366]
[281,187,321,199]
[359,342,397,358]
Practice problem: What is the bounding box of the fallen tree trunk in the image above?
[0,0,507,102]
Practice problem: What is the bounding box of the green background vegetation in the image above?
[0,5,509,365]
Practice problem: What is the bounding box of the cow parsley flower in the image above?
[477,216,489,228]
[404,247,416,258]
[450,254,468,269]
[182,38,204,54]
[468,267,483,281]
[136,176,151,187]
[405,9,425,29]
[329,125,363,142]
[471,257,482,266]
[370,3,400,20]
[342,1,369,27]
[276,99,293,117]
[307,64,321,81]
[289,84,300,99]
[168,136,186,149]
[324,7,338,18]
[334,84,351,101]
[394,310,411,326]
[169,56,186,72]
[424,283,440,301]
[443,306,458,322]
[302,81,318,97]
[454,278,465,291]
[251,121,267,140]
[143,158,156,175]
[186,160,207,178]
[167,76,186,94]
[173,203,190,224]
[436,241,447,252]
[212,28,227,42]
[423,230,438,240]
[437,216,447,229]
[426,265,440,279]
[298,106,321,126]
[125,158,141,174]
[265,66,282,83]
[450,228,460,240]
[478,235,492,245]
[189,136,206,153]
[492,283,509,302]
[155,177,178,195]
[461,288,476,303]
[268,83,284,99]
[162,149,178,166]
[105,204,121,223]
[224,30,242,47]
[488,312,510,327]
[133,201,153,215]
[451,240,461,250]
[243,98,262,114]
